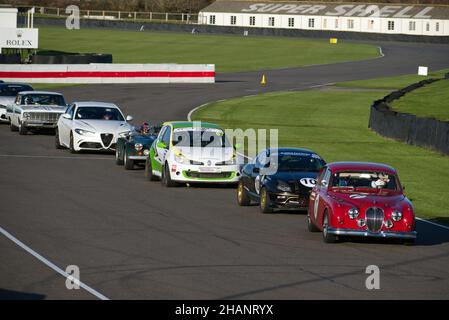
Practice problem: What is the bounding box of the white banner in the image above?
[0,28,39,49]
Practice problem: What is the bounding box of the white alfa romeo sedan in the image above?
[56,101,133,153]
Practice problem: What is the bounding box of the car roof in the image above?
[20,91,62,95]
[163,121,221,129]
[73,101,119,108]
[0,83,33,87]
[268,147,318,154]
[327,162,397,174]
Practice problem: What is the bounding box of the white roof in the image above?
[20,91,63,95]
[74,101,119,108]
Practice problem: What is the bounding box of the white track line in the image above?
[0,226,110,300]
[0,154,112,160]
[186,93,449,233]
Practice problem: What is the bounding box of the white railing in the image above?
[18,6,199,24]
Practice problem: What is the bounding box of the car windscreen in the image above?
[75,107,124,121]
[0,85,33,97]
[22,94,65,106]
[267,152,324,172]
[331,171,398,191]
[172,128,231,148]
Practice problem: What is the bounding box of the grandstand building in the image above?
[198,1,449,37]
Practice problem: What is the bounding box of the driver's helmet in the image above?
[103,111,113,120]
[140,122,150,135]
[24,96,33,105]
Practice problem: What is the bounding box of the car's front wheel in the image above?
[18,120,27,135]
[124,152,134,170]
[237,180,250,206]
[161,163,177,187]
[55,129,64,149]
[10,119,18,132]
[69,132,78,154]
[260,187,273,214]
[307,214,319,232]
[115,146,124,165]
[322,212,337,243]
[145,157,158,181]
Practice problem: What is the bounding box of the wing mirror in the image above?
[62,113,71,120]
[157,141,168,149]
[126,115,133,122]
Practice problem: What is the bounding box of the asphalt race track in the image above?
[1,40,449,300]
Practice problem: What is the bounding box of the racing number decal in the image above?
[300,178,317,188]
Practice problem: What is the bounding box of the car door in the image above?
[59,104,75,146]
[245,151,267,196]
[312,167,332,226]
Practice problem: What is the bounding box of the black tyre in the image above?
[18,120,27,135]
[161,163,177,187]
[237,180,251,206]
[115,147,124,165]
[322,212,337,243]
[69,132,78,154]
[124,152,134,170]
[10,120,18,132]
[145,157,159,181]
[260,187,273,214]
[307,214,320,232]
[55,129,64,149]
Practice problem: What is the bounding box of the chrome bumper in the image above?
[327,227,417,240]
[128,155,146,160]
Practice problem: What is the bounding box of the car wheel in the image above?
[260,187,273,214]
[322,212,337,243]
[161,163,177,187]
[115,147,124,165]
[145,157,158,181]
[69,132,78,154]
[55,129,64,149]
[18,120,27,135]
[10,119,18,132]
[237,180,251,206]
[124,152,134,170]
[307,214,320,232]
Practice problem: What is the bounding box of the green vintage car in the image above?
[115,124,161,170]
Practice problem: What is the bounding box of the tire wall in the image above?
[369,74,449,155]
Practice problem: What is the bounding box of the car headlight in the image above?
[118,131,132,138]
[276,180,291,192]
[143,150,150,156]
[75,128,95,136]
[391,210,403,222]
[348,208,359,219]
[23,112,31,119]
[135,143,143,151]
[174,154,187,164]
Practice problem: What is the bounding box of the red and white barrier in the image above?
[0,63,215,83]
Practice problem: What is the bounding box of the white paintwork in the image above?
[0,8,18,28]
[56,102,134,152]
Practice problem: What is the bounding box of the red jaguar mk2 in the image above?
[307,162,417,244]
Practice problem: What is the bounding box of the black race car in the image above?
[237,148,326,213]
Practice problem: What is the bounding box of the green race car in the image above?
[144,121,240,186]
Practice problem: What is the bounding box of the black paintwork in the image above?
[240,148,325,210]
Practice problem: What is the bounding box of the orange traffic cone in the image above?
[261,74,267,85]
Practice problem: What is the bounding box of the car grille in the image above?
[185,172,233,179]
[365,207,384,233]
[28,112,61,122]
[79,142,102,149]
[101,133,114,147]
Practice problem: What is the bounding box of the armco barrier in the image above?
[369,75,449,155]
[31,53,113,64]
[0,64,215,84]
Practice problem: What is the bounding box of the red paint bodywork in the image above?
[308,162,416,239]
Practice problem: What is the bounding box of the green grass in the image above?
[31,83,80,90]
[336,69,449,90]
[192,89,449,223]
[391,79,449,121]
[39,26,380,73]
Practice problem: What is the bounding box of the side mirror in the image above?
[62,113,71,119]
[157,141,167,149]
[126,115,133,122]
[252,167,260,174]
